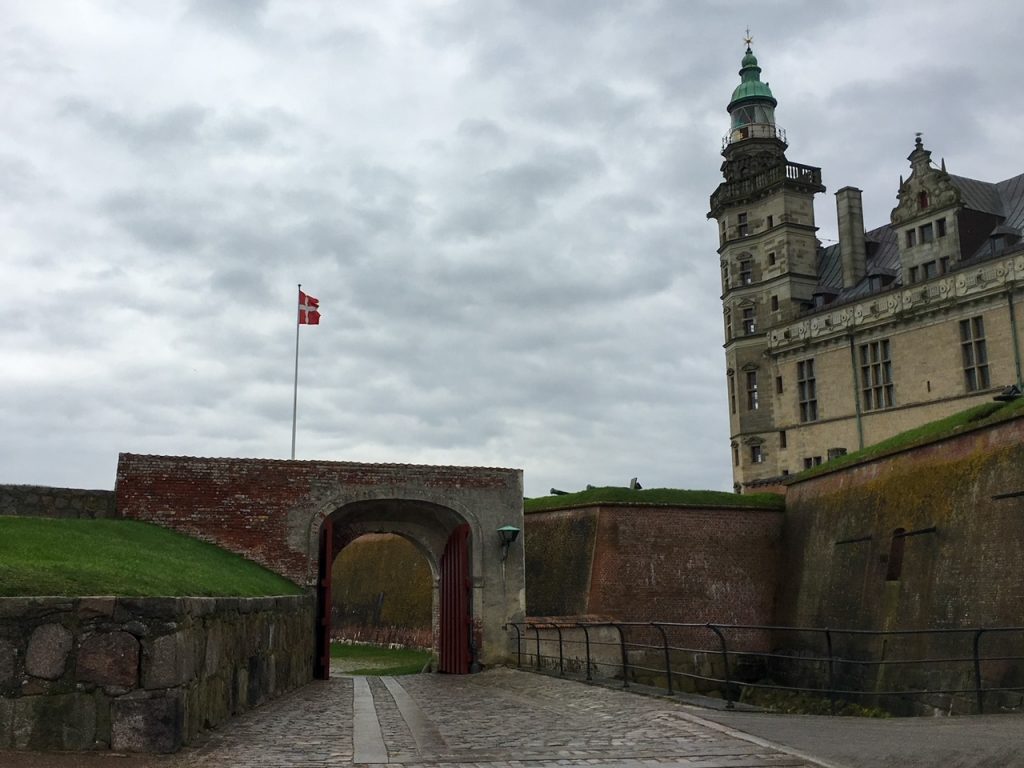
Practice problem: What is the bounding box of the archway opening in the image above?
[313,499,474,679]
[331,533,433,651]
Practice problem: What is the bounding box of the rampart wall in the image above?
[0,485,117,519]
[526,504,783,637]
[0,595,313,753]
[776,411,1024,712]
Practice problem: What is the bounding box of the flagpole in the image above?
[291,283,301,460]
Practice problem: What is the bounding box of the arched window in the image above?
[886,528,906,581]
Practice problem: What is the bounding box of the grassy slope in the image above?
[525,486,784,513]
[795,395,1024,481]
[0,517,303,597]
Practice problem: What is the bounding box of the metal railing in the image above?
[505,621,1024,715]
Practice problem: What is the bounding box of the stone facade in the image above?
[0,485,117,519]
[710,47,1024,492]
[0,595,313,752]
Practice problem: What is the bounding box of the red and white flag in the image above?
[298,290,320,325]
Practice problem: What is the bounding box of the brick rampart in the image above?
[0,594,313,752]
[525,504,783,646]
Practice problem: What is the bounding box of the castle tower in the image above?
[708,41,825,491]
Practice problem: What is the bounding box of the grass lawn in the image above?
[0,517,303,597]
[330,642,433,675]
[525,486,784,513]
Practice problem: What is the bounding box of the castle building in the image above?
[709,44,1024,492]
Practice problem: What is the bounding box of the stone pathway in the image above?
[162,668,823,767]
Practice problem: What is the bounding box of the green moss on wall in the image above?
[331,534,431,629]
[524,511,598,617]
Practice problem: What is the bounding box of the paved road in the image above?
[3,669,1022,767]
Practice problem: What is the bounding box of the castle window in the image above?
[770,295,779,312]
[906,229,917,248]
[776,376,783,394]
[937,218,947,237]
[803,456,823,469]
[724,309,732,341]
[742,306,756,334]
[738,212,749,237]
[746,370,759,410]
[860,339,895,410]
[740,259,753,285]
[920,222,934,243]
[886,528,906,581]
[923,260,937,279]
[779,430,787,448]
[909,266,920,283]
[728,371,737,414]
[767,214,774,229]
[918,191,929,209]
[768,251,777,266]
[797,359,818,422]
[750,445,763,464]
[940,256,951,274]
[733,444,740,466]
[961,316,991,392]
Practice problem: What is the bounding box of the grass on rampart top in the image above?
[0,517,303,597]
[795,395,1024,481]
[524,486,784,513]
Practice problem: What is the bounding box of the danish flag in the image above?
[298,290,320,325]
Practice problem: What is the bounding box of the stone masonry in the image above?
[0,595,314,753]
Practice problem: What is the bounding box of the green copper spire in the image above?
[725,36,783,146]
[728,45,777,112]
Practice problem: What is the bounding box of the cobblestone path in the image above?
[170,668,827,767]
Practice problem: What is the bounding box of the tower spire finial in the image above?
[744,28,753,52]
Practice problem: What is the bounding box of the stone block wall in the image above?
[0,594,314,753]
[0,485,117,519]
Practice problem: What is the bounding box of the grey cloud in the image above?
[61,99,209,152]
[436,145,605,239]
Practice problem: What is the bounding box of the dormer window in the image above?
[918,191,929,209]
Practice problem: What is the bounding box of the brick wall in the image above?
[0,485,117,519]
[116,453,518,586]
[524,504,783,649]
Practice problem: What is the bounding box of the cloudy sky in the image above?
[2,1,1021,498]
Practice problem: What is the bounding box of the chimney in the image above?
[836,186,867,289]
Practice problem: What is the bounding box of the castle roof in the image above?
[812,171,1024,309]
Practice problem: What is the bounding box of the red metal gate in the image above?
[314,517,333,680]
[439,523,472,674]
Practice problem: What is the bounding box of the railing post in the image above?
[973,628,987,714]
[707,623,734,709]
[652,623,673,695]
[532,624,542,670]
[508,623,522,668]
[581,624,593,681]
[612,623,629,688]
[554,624,564,676]
[825,628,836,716]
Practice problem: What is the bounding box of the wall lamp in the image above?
[497,525,521,562]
